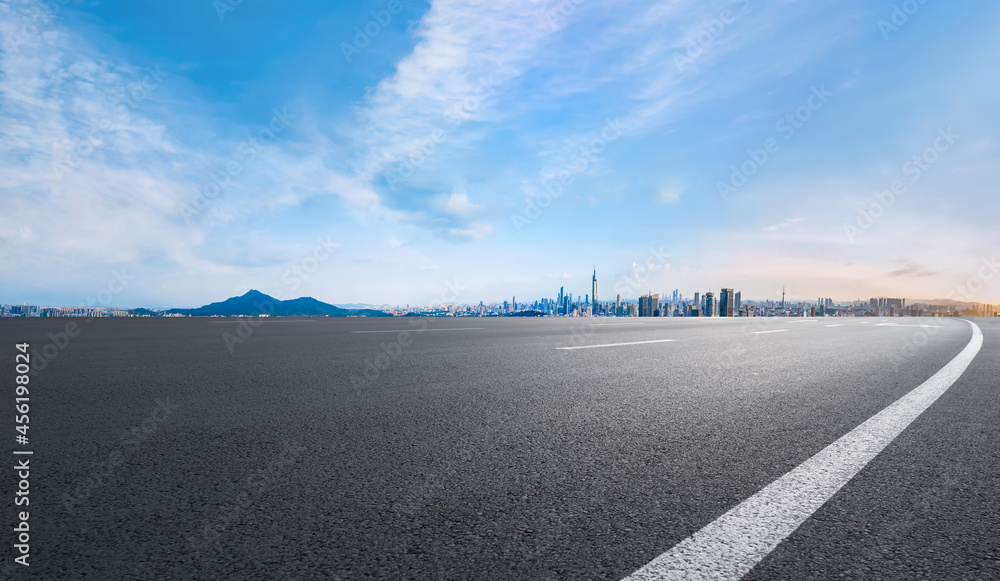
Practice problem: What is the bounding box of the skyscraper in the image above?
[592,268,598,315]
[639,293,660,317]
[720,288,735,316]
[734,291,742,316]
[705,292,717,317]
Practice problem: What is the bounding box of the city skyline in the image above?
[3,264,995,315]
[1,259,997,313]
[2,1,999,308]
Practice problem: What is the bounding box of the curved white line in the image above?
[624,320,983,581]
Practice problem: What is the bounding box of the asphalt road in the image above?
[0,316,997,580]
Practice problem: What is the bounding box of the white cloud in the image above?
[763,217,804,232]
[447,222,493,241]
[657,188,681,204]
[438,187,483,217]
[354,0,570,182]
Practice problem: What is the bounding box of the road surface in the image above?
[1,316,997,579]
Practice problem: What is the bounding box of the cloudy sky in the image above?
[1,0,998,308]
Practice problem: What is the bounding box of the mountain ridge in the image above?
[166,290,391,317]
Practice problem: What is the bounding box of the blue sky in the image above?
[1,0,998,308]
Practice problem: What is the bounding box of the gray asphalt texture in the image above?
[1,316,997,580]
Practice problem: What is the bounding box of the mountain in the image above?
[165,290,392,317]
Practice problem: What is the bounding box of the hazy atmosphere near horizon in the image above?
[2,2,1000,580]
[2,0,998,308]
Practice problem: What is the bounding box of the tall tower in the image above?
[592,267,598,316]
[781,286,786,309]
[720,288,735,316]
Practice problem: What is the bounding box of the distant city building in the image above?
[592,269,598,315]
[705,292,716,317]
[720,288,735,317]
[639,293,659,317]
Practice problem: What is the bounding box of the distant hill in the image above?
[909,299,986,308]
[508,310,545,317]
[165,290,392,317]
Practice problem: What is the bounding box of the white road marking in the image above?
[751,330,789,334]
[351,328,484,333]
[592,323,645,326]
[622,320,983,581]
[875,323,942,328]
[825,324,844,327]
[556,339,677,350]
[788,320,818,323]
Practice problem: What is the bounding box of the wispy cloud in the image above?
[657,189,681,204]
[763,217,804,232]
[889,261,940,278]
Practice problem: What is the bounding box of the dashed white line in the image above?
[622,320,983,581]
[788,320,818,323]
[351,328,483,333]
[825,324,844,327]
[556,339,677,350]
[874,323,942,328]
[751,330,789,334]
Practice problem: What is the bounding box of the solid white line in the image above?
[622,320,982,581]
[788,320,818,323]
[825,324,844,327]
[556,339,677,350]
[351,328,484,333]
[751,330,789,334]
